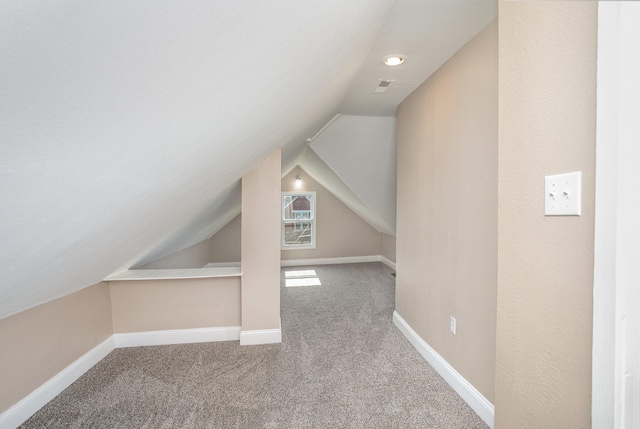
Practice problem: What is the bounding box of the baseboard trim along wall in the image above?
[240,328,282,345]
[207,257,398,270]
[114,326,242,348]
[0,326,244,429]
[204,255,396,270]
[380,256,396,271]
[0,336,116,429]
[392,311,495,429]
[282,255,396,269]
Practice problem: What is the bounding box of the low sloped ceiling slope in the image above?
[0,0,397,318]
[309,115,397,235]
[280,115,397,236]
[289,145,392,236]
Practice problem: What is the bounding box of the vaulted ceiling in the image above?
[0,0,496,318]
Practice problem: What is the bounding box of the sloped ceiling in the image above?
[341,0,499,116]
[0,0,496,318]
[308,115,397,235]
[288,143,393,236]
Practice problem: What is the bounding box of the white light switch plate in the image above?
[545,171,582,216]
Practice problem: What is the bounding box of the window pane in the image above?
[282,192,315,248]
[283,221,313,246]
[283,195,312,220]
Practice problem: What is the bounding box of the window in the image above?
[282,192,316,248]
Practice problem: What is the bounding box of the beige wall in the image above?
[396,19,498,403]
[281,167,382,260]
[140,214,242,268]
[109,277,240,332]
[241,149,281,331]
[0,283,112,413]
[209,214,241,263]
[381,233,396,263]
[138,240,210,269]
[495,3,596,428]
[206,166,385,263]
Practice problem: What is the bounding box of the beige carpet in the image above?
[20,262,488,428]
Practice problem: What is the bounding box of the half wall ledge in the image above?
[104,267,242,281]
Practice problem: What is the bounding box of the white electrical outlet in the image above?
[544,171,582,216]
[450,316,456,335]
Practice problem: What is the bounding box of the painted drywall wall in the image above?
[142,213,242,267]
[109,278,240,333]
[310,115,397,235]
[495,2,597,428]
[137,240,210,269]
[381,233,396,264]
[204,167,386,263]
[0,283,112,413]
[241,149,281,331]
[209,215,241,264]
[281,167,382,261]
[396,18,498,404]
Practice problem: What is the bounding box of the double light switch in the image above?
[544,171,582,216]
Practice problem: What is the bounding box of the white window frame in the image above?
[282,191,316,249]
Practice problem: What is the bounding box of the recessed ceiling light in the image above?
[383,54,406,66]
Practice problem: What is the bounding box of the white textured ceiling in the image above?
[340,0,498,116]
[310,115,397,235]
[0,0,496,318]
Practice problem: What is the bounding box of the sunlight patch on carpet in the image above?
[285,277,322,287]
[285,270,317,278]
[285,269,321,287]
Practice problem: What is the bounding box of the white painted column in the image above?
[593,3,640,428]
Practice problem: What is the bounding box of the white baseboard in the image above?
[392,311,494,429]
[0,325,256,428]
[380,256,396,271]
[281,255,381,267]
[0,336,116,429]
[240,328,282,345]
[114,326,241,348]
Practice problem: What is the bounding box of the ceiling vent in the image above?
[374,80,394,94]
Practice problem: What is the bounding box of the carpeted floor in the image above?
[20,263,488,428]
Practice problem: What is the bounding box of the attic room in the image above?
[1,1,639,428]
